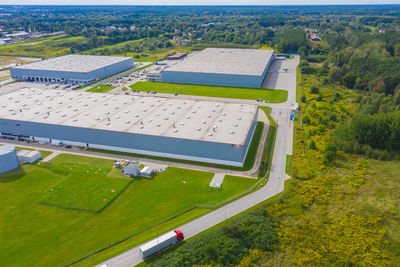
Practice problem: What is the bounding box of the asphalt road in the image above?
[97,55,299,267]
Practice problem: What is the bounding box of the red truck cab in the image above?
[174,230,184,241]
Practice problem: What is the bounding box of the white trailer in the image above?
[139,230,184,259]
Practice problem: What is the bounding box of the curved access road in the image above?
[97,55,299,267]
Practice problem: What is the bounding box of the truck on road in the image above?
[139,230,184,259]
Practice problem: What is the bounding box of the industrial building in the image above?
[0,145,19,173]
[10,55,134,84]
[0,88,258,167]
[17,149,42,163]
[161,48,275,88]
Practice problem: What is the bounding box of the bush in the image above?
[311,86,319,94]
[150,210,278,266]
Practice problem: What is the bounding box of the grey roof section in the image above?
[164,48,274,76]
[0,145,16,156]
[12,55,133,73]
[0,88,258,145]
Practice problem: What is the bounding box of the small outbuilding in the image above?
[140,166,156,178]
[122,162,140,177]
[0,145,19,173]
[17,149,42,163]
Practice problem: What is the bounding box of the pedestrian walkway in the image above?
[209,173,225,188]
[41,151,60,162]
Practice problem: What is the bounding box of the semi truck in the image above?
[139,230,184,259]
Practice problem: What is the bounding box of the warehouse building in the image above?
[0,88,258,167]
[161,48,275,88]
[17,149,42,163]
[10,55,134,84]
[0,145,19,173]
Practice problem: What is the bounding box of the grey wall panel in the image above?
[0,116,257,166]
[0,147,19,173]
[10,58,134,83]
[162,72,263,88]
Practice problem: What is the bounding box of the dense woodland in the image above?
[1,5,400,266]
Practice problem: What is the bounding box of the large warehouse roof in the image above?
[12,55,132,73]
[164,48,274,76]
[0,88,257,145]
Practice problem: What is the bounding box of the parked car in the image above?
[65,145,72,149]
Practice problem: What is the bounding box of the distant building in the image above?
[0,145,19,173]
[166,53,187,60]
[140,166,156,178]
[122,162,140,177]
[5,31,30,39]
[10,55,134,84]
[161,48,275,88]
[146,72,162,82]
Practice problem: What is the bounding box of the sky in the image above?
[1,0,399,5]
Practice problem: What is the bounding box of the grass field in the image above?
[40,161,131,213]
[0,154,257,266]
[86,84,115,93]
[130,82,288,103]
[0,35,86,58]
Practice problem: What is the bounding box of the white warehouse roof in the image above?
[0,88,258,145]
[164,48,274,76]
[12,55,132,73]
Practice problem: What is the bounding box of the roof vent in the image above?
[43,116,48,119]
[208,132,213,136]
[106,112,110,115]
[207,114,211,118]
[156,123,161,127]
[62,114,67,117]
[237,117,241,120]
[106,122,111,125]
[73,119,78,122]
[148,119,152,122]
[222,113,226,116]
[78,100,82,103]
[202,121,206,124]
[58,101,63,104]
[34,111,39,114]
[177,106,181,109]
[197,105,201,108]
[230,130,235,134]
[155,113,160,116]
[212,109,216,112]
[186,116,191,119]
[73,108,78,111]
[139,125,144,129]
[140,100,144,103]
[135,114,139,118]
[173,129,178,133]
[157,99,160,102]
[164,117,168,120]
[216,104,220,107]
[125,110,129,113]
[84,113,89,116]
[95,117,100,120]
[126,121,131,124]
[234,123,238,127]
[150,104,154,107]
[143,109,147,112]
[192,110,196,114]
[170,111,175,115]
[196,127,201,131]
[56,110,61,113]
[114,106,119,109]
[115,115,120,119]
[180,122,184,125]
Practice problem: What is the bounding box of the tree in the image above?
[329,66,342,83]
[324,143,337,163]
[342,71,357,89]
[301,95,307,103]
[309,140,316,149]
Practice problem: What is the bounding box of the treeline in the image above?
[149,209,278,266]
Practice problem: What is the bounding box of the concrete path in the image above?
[41,151,61,162]
[209,173,225,188]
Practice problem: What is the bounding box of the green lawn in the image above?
[130,82,288,103]
[86,84,115,93]
[0,154,257,266]
[40,162,131,213]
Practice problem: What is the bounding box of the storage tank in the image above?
[0,145,19,173]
